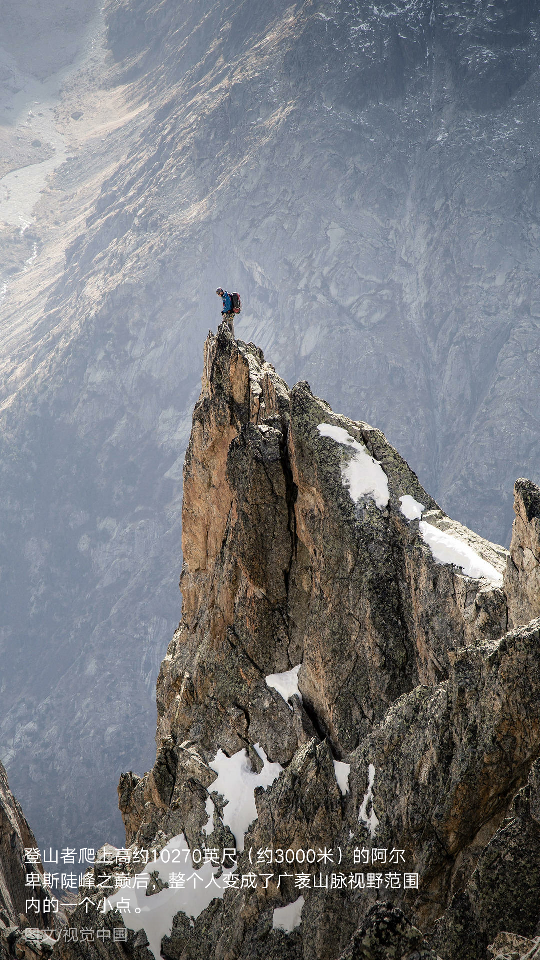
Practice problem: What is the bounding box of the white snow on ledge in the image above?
[107,759,297,960]
[317,423,389,509]
[333,760,351,795]
[203,744,282,850]
[399,494,425,521]
[273,895,305,932]
[419,521,504,586]
[265,665,302,709]
[107,833,235,960]
[358,763,379,838]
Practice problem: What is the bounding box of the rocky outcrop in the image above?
[488,933,540,960]
[0,762,48,928]
[351,621,540,927]
[120,329,509,847]
[504,480,540,629]
[50,331,540,960]
[431,780,540,959]
[338,903,441,960]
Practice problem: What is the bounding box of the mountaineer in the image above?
[216,287,241,335]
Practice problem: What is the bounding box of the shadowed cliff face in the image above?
[2,0,540,854]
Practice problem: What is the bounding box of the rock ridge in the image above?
[50,330,540,960]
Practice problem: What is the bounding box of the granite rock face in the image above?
[47,331,540,960]
[160,330,506,755]
[505,480,540,629]
[121,329,509,846]
[337,902,441,960]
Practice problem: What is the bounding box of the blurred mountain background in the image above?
[1,0,539,851]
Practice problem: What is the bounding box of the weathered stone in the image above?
[286,382,507,752]
[349,620,540,930]
[146,871,168,896]
[338,902,441,960]
[51,902,153,960]
[488,932,540,959]
[430,781,540,959]
[160,913,192,960]
[53,332,540,960]
[505,480,540,628]
[0,762,50,930]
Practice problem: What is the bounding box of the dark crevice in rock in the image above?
[298,698,331,751]
[281,424,299,598]
[225,629,263,677]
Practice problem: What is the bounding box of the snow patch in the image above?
[333,761,350,795]
[24,242,38,268]
[265,665,302,709]
[358,763,379,838]
[204,744,282,851]
[202,796,214,837]
[419,522,503,585]
[399,495,425,521]
[317,424,389,509]
[107,834,235,960]
[272,896,305,932]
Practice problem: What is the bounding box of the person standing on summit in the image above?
[216,287,241,336]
